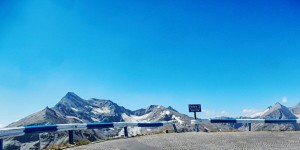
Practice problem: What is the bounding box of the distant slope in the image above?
[252,103,300,131]
[261,103,297,119]
[8,107,70,127]
[289,103,300,118]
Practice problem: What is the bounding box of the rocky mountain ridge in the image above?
[4,92,198,150]
[4,92,300,150]
[249,102,300,119]
[238,102,300,131]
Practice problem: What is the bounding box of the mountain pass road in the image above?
[67,131,300,150]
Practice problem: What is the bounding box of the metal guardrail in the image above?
[191,119,300,132]
[0,120,177,150]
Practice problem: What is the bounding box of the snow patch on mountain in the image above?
[91,117,100,122]
[0,123,5,128]
[66,116,83,122]
[172,115,184,124]
[118,126,142,137]
[122,113,150,122]
[92,107,111,114]
[160,110,171,116]
[294,114,300,119]
[71,107,79,112]
[128,127,142,136]
[250,108,270,118]
[21,141,39,150]
[165,111,170,115]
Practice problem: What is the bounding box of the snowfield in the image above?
[67,132,300,150]
[172,115,184,125]
[0,123,5,129]
[250,108,270,118]
[71,107,79,112]
[91,117,100,122]
[120,113,152,136]
[160,110,170,116]
[92,107,111,114]
[66,116,83,122]
[122,113,150,122]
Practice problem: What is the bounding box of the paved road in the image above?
[67,132,300,150]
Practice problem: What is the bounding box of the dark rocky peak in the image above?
[271,103,291,112]
[43,106,57,115]
[132,105,162,116]
[119,106,132,115]
[148,105,159,109]
[64,92,81,99]
[146,105,160,111]
[8,107,67,127]
[39,107,65,121]
[132,108,146,116]
[261,102,297,119]
[167,106,178,112]
[55,92,87,108]
[53,92,89,117]
[273,102,284,108]
[144,105,159,114]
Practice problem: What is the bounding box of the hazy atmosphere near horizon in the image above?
[0,0,300,127]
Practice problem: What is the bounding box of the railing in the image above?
[0,120,177,150]
[192,119,300,132]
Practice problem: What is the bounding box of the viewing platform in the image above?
[67,132,300,150]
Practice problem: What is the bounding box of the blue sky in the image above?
[0,0,300,126]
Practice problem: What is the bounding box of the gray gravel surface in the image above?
[67,131,300,150]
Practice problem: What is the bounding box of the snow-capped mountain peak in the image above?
[261,102,297,119]
[250,106,271,118]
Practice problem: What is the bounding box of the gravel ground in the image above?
[67,131,300,150]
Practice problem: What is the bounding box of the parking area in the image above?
[67,131,300,150]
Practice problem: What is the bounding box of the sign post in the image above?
[189,104,201,132]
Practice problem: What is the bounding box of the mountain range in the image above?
[4,92,197,150]
[245,102,300,131]
[3,92,300,150]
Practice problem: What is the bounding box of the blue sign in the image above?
[189,104,201,112]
